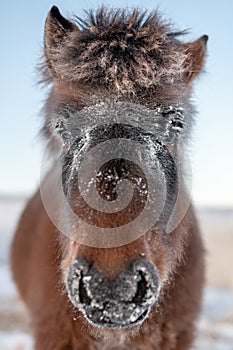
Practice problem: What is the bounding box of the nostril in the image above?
[131,272,147,305]
[131,260,160,306]
[79,272,92,305]
[67,259,93,308]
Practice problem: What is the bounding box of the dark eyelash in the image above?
[171,120,183,129]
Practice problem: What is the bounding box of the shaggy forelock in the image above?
[42,7,188,95]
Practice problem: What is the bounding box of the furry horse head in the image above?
[39,5,207,338]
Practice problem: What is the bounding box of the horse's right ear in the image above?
[44,6,79,76]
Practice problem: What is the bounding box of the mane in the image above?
[41,7,188,95]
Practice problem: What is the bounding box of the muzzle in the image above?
[67,259,160,329]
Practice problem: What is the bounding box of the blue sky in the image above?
[1,0,233,207]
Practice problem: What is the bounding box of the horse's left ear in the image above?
[184,35,208,83]
[44,6,79,76]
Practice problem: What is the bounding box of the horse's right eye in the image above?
[54,118,71,152]
[60,131,71,152]
[55,118,65,132]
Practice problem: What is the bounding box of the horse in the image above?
[11,6,208,350]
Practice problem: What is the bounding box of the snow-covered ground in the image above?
[0,198,233,349]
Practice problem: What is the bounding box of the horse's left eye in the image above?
[170,119,183,131]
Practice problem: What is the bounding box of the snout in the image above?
[66,260,160,329]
